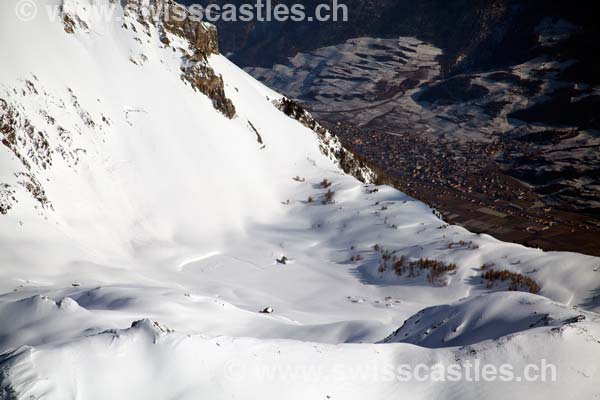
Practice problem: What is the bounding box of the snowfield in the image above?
[0,0,599,399]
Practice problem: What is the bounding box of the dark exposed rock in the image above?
[15,172,52,210]
[0,184,16,215]
[0,99,44,171]
[180,54,236,118]
[61,9,89,34]
[247,121,263,144]
[59,0,234,117]
[120,0,235,117]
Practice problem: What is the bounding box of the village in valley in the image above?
[331,121,600,256]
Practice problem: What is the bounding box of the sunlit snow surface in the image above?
[0,1,599,399]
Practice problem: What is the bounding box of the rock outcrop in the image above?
[121,0,235,117]
[276,98,375,184]
[60,0,235,118]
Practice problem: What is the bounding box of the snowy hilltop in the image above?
[0,0,599,399]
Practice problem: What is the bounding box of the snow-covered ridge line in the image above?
[381,292,593,347]
[275,97,376,184]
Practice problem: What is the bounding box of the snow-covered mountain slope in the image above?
[1,1,599,398]
[381,292,591,347]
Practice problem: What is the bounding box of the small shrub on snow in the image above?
[276,256,289,265]
[392,258,457,285]
[350,254,364,262]
[322,189,335,204]
[320,178,332,188]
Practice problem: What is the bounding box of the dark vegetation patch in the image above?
[374,246,457,286]
[513,129,579,145]
[322,189,335,204]
[486,71,542,96]
[480,266,541,294]
[509,93,600,130]
[481,100,510,117]
[417,77,490,105]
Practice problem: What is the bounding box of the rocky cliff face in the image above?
[122,0,236,117]
[0,0,238,217]
[60,0,235,118]
[0,86,56,214]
